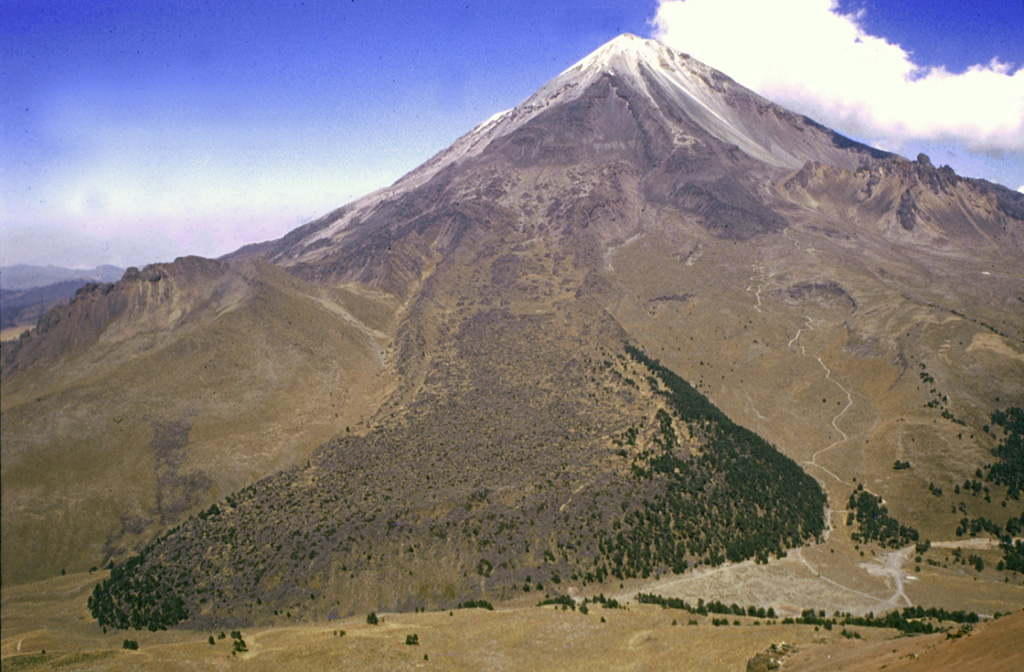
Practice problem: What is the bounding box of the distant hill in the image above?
[0,264,124,292]
[0,265,125,330]
[1,280,95,329]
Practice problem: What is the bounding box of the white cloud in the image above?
[653,0,1024,155]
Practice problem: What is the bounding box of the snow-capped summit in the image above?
[562,32,674,77]
[440,34,885,180]
[280,34,900,254]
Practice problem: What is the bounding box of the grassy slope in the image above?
[1,260,395,586]
[3,571,1021,672]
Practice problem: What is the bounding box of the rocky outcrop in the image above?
[783,155,1024,246]
[1,256,231,380]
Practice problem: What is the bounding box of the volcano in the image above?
[3,36,1022,628]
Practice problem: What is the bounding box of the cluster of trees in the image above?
[946,407,1024,575]
[846,486,919,548]
[955,515,1002,538]
[986,407,1023,499]
[791,606,977,634]
[587,347,827,581]
[535,593,627,612]
[960,478,987,496]
[626,595,981,635]
[457,599,493,610]
[624,345,724,423]
[538,595,576,610]
[584,593,622,609]
[83,344,830,629]
[949,508,1023,574]
[918,365,967,425]
[999,539,1024,573]
[88,540,190,631]
[196,503,221,520]
[636,593,776,619]
[961,512,1024,573]
[230,630,247,654]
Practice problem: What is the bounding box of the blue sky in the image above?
[2,1,1021,269]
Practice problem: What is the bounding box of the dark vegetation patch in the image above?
[637,593,776,619]
[788,605,977,635]
[649,293,693,304]
[88,545,188,631]
[88,328,825,630]
[985,407,1024,500]
[786,281,856,310]
[919,363,968,426]
[846,486,920,548]
[957,406,1024,573]
[599,346,827,575]
[637,592,980,635]
[147,418,212,524]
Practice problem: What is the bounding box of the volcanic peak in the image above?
[563,32,676,78]
[450,32,887,186]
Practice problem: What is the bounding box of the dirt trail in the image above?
[787,317,855,488]
[792,547,884,604]
[745,262,775,314]
[931,538,1007,550]
[859,545,916,609]
[559,484,587,512]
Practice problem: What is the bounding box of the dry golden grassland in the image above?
[4,570,1021,672]
[0,570,931,672]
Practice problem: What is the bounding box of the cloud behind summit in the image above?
[654,0,1024,156]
